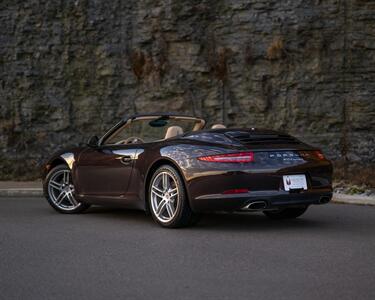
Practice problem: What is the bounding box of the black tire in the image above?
[148,165,198,228]
[43,164,90,214]
[263,206,308,220]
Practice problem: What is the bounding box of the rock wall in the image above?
[0,0,374,184]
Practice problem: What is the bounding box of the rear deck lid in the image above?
[224,129,312,150]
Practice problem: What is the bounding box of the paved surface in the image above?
[1,197,375,300]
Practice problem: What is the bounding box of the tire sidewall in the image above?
[43,164,87,214]
[148,165,187,227]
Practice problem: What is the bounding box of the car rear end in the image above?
[181,129,333,212]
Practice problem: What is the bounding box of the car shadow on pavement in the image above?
[82,205,328,232]
[83,206,155,225]
[195,212,328,232]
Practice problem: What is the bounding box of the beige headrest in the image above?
[165,126,183,139]
[211,124,226,129]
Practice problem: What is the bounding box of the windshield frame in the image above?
[98,114,206,146]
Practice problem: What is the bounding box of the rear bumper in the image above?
[191,188,332,212]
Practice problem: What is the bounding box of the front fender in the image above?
[41,147,85,179]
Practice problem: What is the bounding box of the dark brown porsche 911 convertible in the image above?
[42,113,333,228]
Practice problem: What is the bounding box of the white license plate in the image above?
[283,175,307,191]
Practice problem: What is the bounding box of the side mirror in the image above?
[87,135,99,147]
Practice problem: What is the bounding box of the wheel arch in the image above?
[144,157,191,213]
[43,152,75,179]
[43,158,66,178]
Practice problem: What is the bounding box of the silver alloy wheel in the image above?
[47,169,80,211]
[150,171,179,223]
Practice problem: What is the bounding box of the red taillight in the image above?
[298,150,326,161]
[223,189,249,194]
[197,152,255,163]
[314,150,326,160]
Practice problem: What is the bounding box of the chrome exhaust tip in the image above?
[242,201,267,211]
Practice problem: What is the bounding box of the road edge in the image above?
[1,188,375,206]
[0,188,43,197]
[332,193,375,206]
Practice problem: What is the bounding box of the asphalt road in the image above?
[1,197,375,300]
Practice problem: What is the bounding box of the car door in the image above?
[74,144,141,199]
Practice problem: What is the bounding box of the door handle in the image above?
[120,156,133,164]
